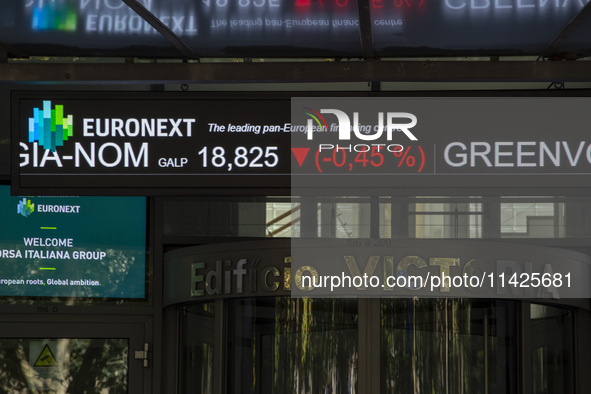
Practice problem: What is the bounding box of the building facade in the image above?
[2,1,591,393]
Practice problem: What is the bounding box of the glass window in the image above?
[335,199,371,239]
[409,197,482,239]
[380,200,391,238]
[0,338,128,393]
[177,298,578,394]
[266,202,300,238]
[226,297,358,393]
[501,198,561,238]
[381,299,519,394]
[530,304,574,394]
[164,197,300,238]
[163,195,591,240]
[267,197,370,239]
[180,303,215,394]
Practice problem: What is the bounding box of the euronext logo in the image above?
[31,4,77,32]
[28,101,74,152]
[17,198,35,217]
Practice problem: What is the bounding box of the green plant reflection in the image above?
[381,298,519,394]
[228,297,358,394]
[0,338,127,393]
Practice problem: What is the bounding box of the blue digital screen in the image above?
[0,186,147,299]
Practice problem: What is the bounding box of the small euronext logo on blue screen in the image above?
[28,100,74,152]
[17,198,35,217]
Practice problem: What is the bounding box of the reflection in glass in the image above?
[381,299,518,394]
[0,338,127,393]
[371,0,586,57]
[530,304,573,394]
[181,303,215,394]
[410,197,482,238]
[335,200,371,238]
[163,196,295,238]
[164,195,591,240]
[380,200,391,238]
[9,0,363,57]
[227,297,358,393]
[501,198,563,238]
[266,202,300,238]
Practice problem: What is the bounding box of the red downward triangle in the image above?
[291,147,310,167]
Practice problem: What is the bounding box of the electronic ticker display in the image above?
[14,93,591,195]
[12,92,293,195]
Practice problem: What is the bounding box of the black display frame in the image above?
[11,90,591,197]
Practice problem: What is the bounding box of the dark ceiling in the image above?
[1,0,591,83]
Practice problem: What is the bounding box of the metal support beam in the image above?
[357,0,374,59]
[2,60,591,83]
[543,2,591,57]
[0,39,28,60]
[121,0,198,60]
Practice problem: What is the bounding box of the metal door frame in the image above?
[0,314,152,394]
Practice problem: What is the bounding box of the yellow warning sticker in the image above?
[33,344,57,367]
